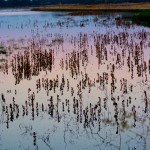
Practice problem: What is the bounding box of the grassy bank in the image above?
[32,3,150,12]
[32,3,150,27]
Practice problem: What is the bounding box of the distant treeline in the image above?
[0,0,150,7]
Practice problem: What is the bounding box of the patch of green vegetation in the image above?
[32,7,142,12]
[103,118,113,125]
[0,49,7,54]
[131,10,150,27]
[0,58,7,62]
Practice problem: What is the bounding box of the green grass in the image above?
[131,10,150,27]
[0,48,7,55]
[0,58,7,62]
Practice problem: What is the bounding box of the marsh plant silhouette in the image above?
[0,13,150,150]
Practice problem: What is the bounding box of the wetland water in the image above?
[0,9,150,150]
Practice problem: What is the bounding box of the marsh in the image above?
[0,9,150,150]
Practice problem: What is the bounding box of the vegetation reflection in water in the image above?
[0,10,150,150]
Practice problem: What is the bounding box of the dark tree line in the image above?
[0,0,149,7]
[0,0,40,7]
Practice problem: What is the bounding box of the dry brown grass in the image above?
[32,3,150,11]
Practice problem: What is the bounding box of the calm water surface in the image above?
[0,9,150,150]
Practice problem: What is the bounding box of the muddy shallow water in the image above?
[0,9,150,150]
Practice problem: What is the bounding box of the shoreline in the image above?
[32,3,150,12]
[0,3,149,27]
[31,3,150,27]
